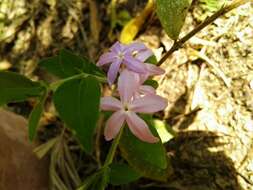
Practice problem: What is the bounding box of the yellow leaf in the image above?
[119,0,154,44]
[153,119,176,143]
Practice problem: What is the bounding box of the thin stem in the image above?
[77,171,102,190]
[157,0,251,66]
[95,115,105,168]
[49,73,85,90]
[49,73,107,91]
[103,127,124,167]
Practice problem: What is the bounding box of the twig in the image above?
[236,172,253,185]
[95,115,104,168]
[157,0,251,66]
[87,0,101,43]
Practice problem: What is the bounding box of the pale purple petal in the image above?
[107,59,121,85]
[124,42,147,53]
[110,41,122,54]
[139,85,156,95]
[97,52,116,66]
[137,64,164,84]
[126,112,159,143]
[118,69,140,104]
[124,55,147,74]
[145,64,165,76]
[133,92,140,99]
[134,86,155,99]
[100,97,122,111]
[104,111,125,141]
[129,94,167,113]
[139,73,149,84]
[136,50,153,62]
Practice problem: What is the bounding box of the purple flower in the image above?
[139,64,165,84]
[100,70,167,143]
[97,42,148,85]
[134,85,156,98]
[134,45,165,83]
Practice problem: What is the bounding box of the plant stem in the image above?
[49,73,85,90]
[103,127,124,167]
[49,73,107,91]
[157,0,251,66]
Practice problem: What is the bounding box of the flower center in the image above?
[123,103,130,112]
[118,52,124,60]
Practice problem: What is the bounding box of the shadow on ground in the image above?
[115,131,243,190]
[161,131,243,190]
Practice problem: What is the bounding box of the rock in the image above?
[0,109,49,190]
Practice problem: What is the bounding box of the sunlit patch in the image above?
[0,60,11,70]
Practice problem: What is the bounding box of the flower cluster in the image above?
[97,41,168,143]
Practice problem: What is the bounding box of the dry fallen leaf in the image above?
[119,0,154,43]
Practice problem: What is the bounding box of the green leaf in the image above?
[117,10,131,26]
[39,49,105,79]
[200,0,226,12]
[156,0,192,40]
[145,55,158,65]
[59,49,86,77]
[28,88,48,141]
[119,118,172,181]
[143,79,158,89]
[109,163,141,185]
[0,71,44,106]
[39,56,67,78]
[60,49,105,77]
[53,76,101,153]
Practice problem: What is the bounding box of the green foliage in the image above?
[119,117,171,181]
[78,163,140,189]
[109,163,141,185]
[200,0,226,11]
[143,79,159,89]
[0,71,44,106]
[53,76,101,154]
[0,44,172,188]
[92,167,110,190]
[39,56,66,78]
[39,49,105,79]
[0,71,48,140]
[77,167,110,190]
[145,55,158,65]
[28,88,48,141]
[117,10,132,26]
[156,0,192,40]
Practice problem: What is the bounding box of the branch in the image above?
[157,0,251,66]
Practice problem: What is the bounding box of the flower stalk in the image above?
[103,126,124,167]
[49,73,107,91]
